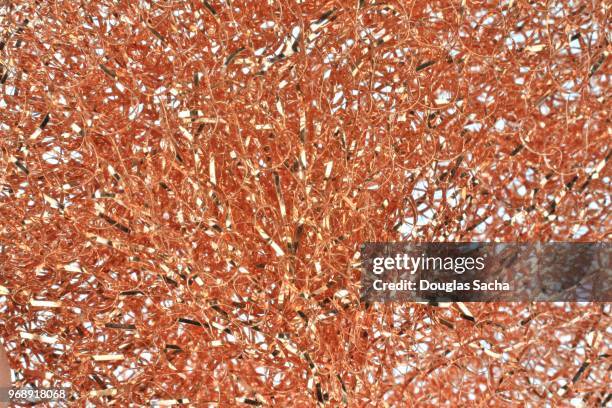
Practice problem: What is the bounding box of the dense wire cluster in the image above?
[0,0,610,406]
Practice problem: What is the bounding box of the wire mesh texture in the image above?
[0,0,610,406]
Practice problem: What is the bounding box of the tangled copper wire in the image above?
[0,0,610,406]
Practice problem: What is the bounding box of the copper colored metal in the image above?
[0,0,610,406]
